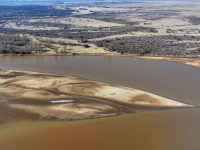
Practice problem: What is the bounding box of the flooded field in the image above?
[0,56,200,150]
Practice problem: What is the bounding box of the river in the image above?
[0,55,200,150]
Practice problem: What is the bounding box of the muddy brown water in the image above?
[0,56,200,150]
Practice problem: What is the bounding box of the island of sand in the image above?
[0,70,194,123]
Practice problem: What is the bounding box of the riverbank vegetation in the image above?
[0,2,200,56]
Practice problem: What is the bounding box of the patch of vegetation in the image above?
[0,6,73,20]
[94,35,200,56]
[188,17,200,25]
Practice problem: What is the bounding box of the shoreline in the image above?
[1,53,200,68]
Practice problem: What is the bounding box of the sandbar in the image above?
[0,70,194,123]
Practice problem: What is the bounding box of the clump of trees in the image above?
[94,35,200,56]
[0,34,45,55]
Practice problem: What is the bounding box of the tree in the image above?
[63,45,67,54]
[63,45,67,51]
[54,47,58,53]
[60,48,64,54]
[38,44,43,54]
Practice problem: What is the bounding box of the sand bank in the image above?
[0,70,194,122]
[138,56,200,68]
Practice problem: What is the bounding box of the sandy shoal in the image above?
[0,70,194,122]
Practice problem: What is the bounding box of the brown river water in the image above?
[0,56,200,150]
